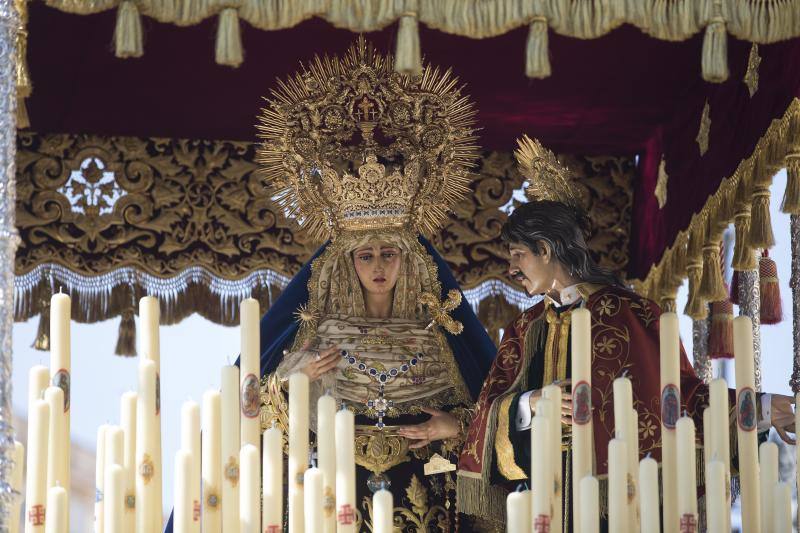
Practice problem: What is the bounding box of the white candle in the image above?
[28,365,49,407]
[240,299,261,456]
[174,450,192,533]
[506,489,531,533]
[262,426,283,532]
[373,489,393,533]
[659,312,680,533]
[44,387,67,491]
[11,441,24,533]
[317,394,336,533]
[578,476,598,533]
[95,424,108,533]
[135,360,159,533]
[705,459,726,533]
[759,441,778,533]
[303,466,323,533]
[676,416,697,529]
[639,455,659,533]
[708,378,731,531]
[288,373,309,533]
[180,400,201,533]
[49,292,71,505]
[24,400,49,533]
[120,392,137,533]
[530,410,551,528]
[627,406,639,528]
[733,316,761,532]
[611,378,633,529]
[541,384,562,533]
[44,486,67,533]
[202,390,221,533]
[104,464,124,533]
[773,482,792,533]
[106,425,124,469]
[608,438,629,533]
[138,296,162,527]
[220,366,240,533]
[571,308,593,519]
[240,444,261,533]
[335,407,356,533]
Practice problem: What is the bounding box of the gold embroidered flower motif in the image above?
[595,336,618,355]
[639,416,657,439]
[596,297,616,317]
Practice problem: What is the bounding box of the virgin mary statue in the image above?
[253,39,496,531]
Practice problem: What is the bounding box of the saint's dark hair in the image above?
[501,200,625,288]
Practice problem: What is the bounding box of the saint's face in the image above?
[352,241,402,297]
[508,242,555,296]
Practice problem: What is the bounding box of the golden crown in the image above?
[515,135,581,208]
[256,38,479,240]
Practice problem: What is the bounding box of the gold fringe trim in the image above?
[525,17,550,79]
[782,151,800,214]
[114,0,143,59]
[684,262,708,320]
[456,472,508,523]
[748,185,775,249]
[699,243,727,302]
[395,11,422,76]
[215,7,244,68]
[701,15,729,83]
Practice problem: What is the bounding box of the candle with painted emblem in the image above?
[24,399,49,533]
[49,292,71,504]
[135,360,159,533]
[104,464,124,533]
[335,406,356,533]
[578,476,598,533]
[317,393,337,533]
[262,425,283,532]
[240,444,261,533]
[202,390,222,533]
[95,424,108,533]
[139,296,162,527]
[676,416,697,531]
[240,299,261,455]
[530,408,551,531]
[220,365,240,533]
[288,372,309,533]
[120,391,137,533]
[11,440,24,533]
[180,400,201,533]
[733,316,761,532]
[506,488,531,533]
[659,312,680,533]
[44,486,67,533]
[571,308,593,519]
[638,455,658,533]
[174,450,192,533]
[541,384,562,533]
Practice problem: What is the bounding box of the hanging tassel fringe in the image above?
[730,269,740,306]
[215,8,244,68]
[782,151,800,214]
[32,303,50,351]
[395,12,422,76]
[749,185,775,249]
[525,17,551,79]
[709,290,734,359]
[759,250,783,325]
[114,0,144,59]
[17,96,29,129]
[684,263,708,320]
[701,17,729,83]
[115,309,137,357]
[699,243,728,301]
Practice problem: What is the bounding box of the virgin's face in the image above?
[352,242,402,296]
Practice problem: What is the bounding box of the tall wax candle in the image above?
[44,486,67,533]
[608,438,629,533]
[733,316,761,532]
[240,444,260,533]
[571,308,593,519]
[542,384,562,533]
[709,378,732,532]
[104,464,124,533]
[627,406,639,528]
[262,426,283,532]
[174,450,192,533]
[11,441,24,533]
[638,455,659,533]
[220,366,240,533]
[372,489,393,533]
[135,360,159,533]
[239,299,261,457]
[201,390,221,533]
[24,400,49,533]
[506,489,531,533]
[28,365,49,407]
[303,466,323,533]
[659,312,680,533]
[138,296,162,524]
[105,425,124,470]
[120,391,137,533]
[335,407,356,533]
[676,417,697,529]
[49,292,71,504]
[44,387,67,491]
[773,482,792,533]
[705,460,726,533]
[578,476,599,533]
[530,409,551,529]
[288,373,309,533]
[759,441,778,533]
[180,400,201,533]
[317,394,337,533]
[95,424,108,533]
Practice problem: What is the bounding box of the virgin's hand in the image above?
[771,393,796,444]
[397,408,460,449]
[298,341,341,382]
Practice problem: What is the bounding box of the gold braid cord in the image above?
[256,37,479,240]
[516,134,581,209]
[420,289,464,335]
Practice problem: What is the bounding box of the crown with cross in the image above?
[256,37,479,240]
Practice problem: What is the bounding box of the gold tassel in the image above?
[16,96,29,129]
[699,243,727,301]
[687,221,705,264]
[684,262,708,320]
[215,7,244,68]
[525,17,550,79]
[701,16,729,83]
[732,208,757,271]
[32,303,50,351]
[114,0,144,59]
[748,185,775,249]
[782,151,800,214]
[115,309,137,356]
[395,11,422,76]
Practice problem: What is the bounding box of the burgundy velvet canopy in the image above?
[24,2,800,281]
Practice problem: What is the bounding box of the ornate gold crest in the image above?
[323,486,335,517]
[224,456,240,487]
[516,135,581,209]
[138,454,154,484]
[256,37,479,240]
